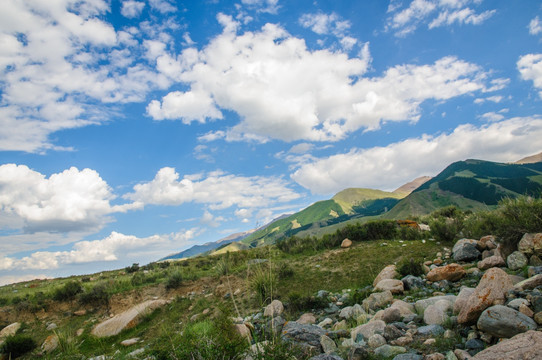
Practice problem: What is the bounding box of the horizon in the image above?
[1,0,542,286]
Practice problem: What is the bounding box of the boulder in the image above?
[476,305,536,338]
[341,238,352,248]
[373,344,406,358]
[471,330,542,359]
[339,304,365,320]
[458,268,513,325]
[517,233,542,256]
[235,323,252,341]
[452,239,479,253]
[393,355,423,360]
[506,251,528,270]
[0,322,21,339]
[120,338,140,346]
[390,300,416,318]
[41,334,59,353]
[368,333,386,348]
[298,313,316,325]
[319,334,337,354]
[362,291,393,312]
[309,354,343,360]
[478,235,497,250]
[477,255,505,270]
[414,295,456,314]
[530,255,542,266]
[91,299,167,337]
[401,275,424,290]
[351,320,386,341]
[513,274,542,291]
[453,242,481,262]
[281,321,326,350]
[373,265,399,287]
[453,287,475,314]
[380,307,401,323]
[417,325,445,337]
[528,265,542,277]
[424,304,447,325]
[264,299,284,317]
[375,279,404,294]
[426,264,466,282]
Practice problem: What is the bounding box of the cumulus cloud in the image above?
[518,53,542,98]
[148,16,491,143]
[0,0,169,152]
[291,117,542,194]
[0,164,140,233]
[299,12,357,51]
[387,0,495,36]
[124,167,301,211]
[529,16,542,36]
[241,0,279,14]
[121,1,145,18]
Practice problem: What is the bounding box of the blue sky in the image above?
[1,0,542,285]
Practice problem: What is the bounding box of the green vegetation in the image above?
[52,281,82,301]
[1,335,37,358]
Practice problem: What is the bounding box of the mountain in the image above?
[385,159,542,218]
[160,230,254,261]
[393,176,432,195]
[515,151,542,164]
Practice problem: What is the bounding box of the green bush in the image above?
[429,217,463,243]
[277,262,294,279]
[249,264,277,305]
[125,263,140,273]
[53,281,82,301]
[79,283,110,306]
[1,335,37,358]
[397,258,424,277]
[287,292,328,313]
[165,271,183,290]
[131,272,146,286]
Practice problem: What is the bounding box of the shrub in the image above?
[53,281,82,301]
[397,258,424,277]
[125,263,140,273]
[165,271,183,290]
[429,217,463,243]
[79,283,110,307]
[249,264,277,305]
[131,272,146,286]
[0,335,37,358]
[287,292,328,313]
[277,262,294,279]
[493,196,542,251]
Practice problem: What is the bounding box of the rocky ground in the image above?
[236,233,542,359]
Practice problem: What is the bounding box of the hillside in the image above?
[385,159,542,218]
[515,151,542,164]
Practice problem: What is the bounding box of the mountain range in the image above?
[162,152,542,260]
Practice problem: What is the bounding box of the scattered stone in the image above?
[74,309,87,316]
[424,304,447,325]
[41,334,59,353]
[0,322,21,339]
[402,275,424,290]
[383,324,404,342]
[513,274,542,290]
[425,353,446,360]
[453,242,481,262]
[517,233,542,257]
[76,328,84,337]
[339,304,365,320]
[373,265,399,287]
[507,251,528,270]
[92,299,167,337]
[390,300,416,318]
[381,307,402,323]
[120,338,140,346]
[458,268,513,325]
[528,266,542,277]
[453,349,472,360]
[392,353,422,360]
[519,303,534,318]
[534,311,542,324]
[530,255,542,266]
[506,298,529,310]
[127,348,145,358]
[320,334,337,354]
[46,323,57,331]
[477,305,536,338]
[426,264,466,282]
[362,291,393,311]
[266,316,286,336]
[341,238,352,248]
[368,333,387,348]
[417,325,445,337]
[477,255,505,270]
[478,236,497,251]
[264,299,284,317]
[414,295,456,314]
[318,318,333,328]
[348,346,369,360]
[374,344,406,358]
[298,313,317,325]
[309,354,343,360]
[471,330,542,359]
[375,279,404,294]
[351,320,386,341]
[235,323,252,341]
[281,321,326,350]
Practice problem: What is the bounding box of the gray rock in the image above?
[374,344,406,358]
[320,335,337,354]
[368,334,386,348]
[264,299,284,317]
[351,320,386,341]
[477,305,536,338]
[362,291,393,311]
[507,251,528,271]
[381,307,401,324]
[348,346,369,360]
[309,355,344,360]
[506,298,529,310]
[415,295,456,314]
[383,324,404,341]
[265,316,286,336]
[392,354,423,360]
[453,243,481,262]
[402,275,424,290]
[528,266,542,277]
[339,304,365,320]
[471,330,542,359]
[282,321,326,349]
[531,295,542,313]
[424,304,447,325]
[417,324,445,337]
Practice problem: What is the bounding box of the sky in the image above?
[1,0,542,286]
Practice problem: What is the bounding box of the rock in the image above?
[235,323,252,341]
[46,323,57,331]
[41,334,59,353]
[320,334,337,354]
[0,322,21,339]
[341,238,352,248]
[374,344,406,358]
[309,354,343,360]
[264,299,284,317]
[348,346,369,360]
[281,321,326,350]
[76,328,84,337]
[381,307,401,323]
[401,275,424,290]
[373,265,399,287]
[414,295,456,314]
[513,274,542,290]
[339,304,365,320]
[425,353,445,360]
[298,313,317,324]
[532,295,542,312]
[478,236,497,250]
[417,325,445,337]
[507,251,528,270]
[375,279,404,294]
[458,268,513,325]
[390,300,415,318]
[74,309,87,316]
[530,255,542,266]
[424,304,447,325]
[91,299,167,337]
[120,338,140,346]
[368,333,386,348]
[351,320,386,341]
[266,316,286,336]
[471,330,542,359]
[392,354,423,360]
[126,348,145,358]
[362,291,393,311]
[477,255,505,270]
[528,265,542,277]
[519,303,534,318]
[426,264,466,282]
[476,305,536,338]
[383,325,404,342]
[318,318,333,328]
[517,233,542,256]
[453,287,475,314]
[453,242,481,262]
[453,349,472,360]
[534,311,542,324]
[506,298,529,310]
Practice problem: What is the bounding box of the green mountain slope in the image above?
[385,159,542,218]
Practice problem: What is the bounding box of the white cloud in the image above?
[148,17,490,143]
[0,0,170,152]
[299,12,357,51]
[518,53,542,98]
[148,0,177,14]
[0,274,50,287]
[124,167,301,211]
[387,0,495,36]
[529,16,542,36]
[121,1,145,18]
[241,0,279,14]
[474,95,503,104]
[200,210,224,228]
[291,117,542,194]
[479,111,504,122]
[0,164,140,234]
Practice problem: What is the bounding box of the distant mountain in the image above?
[393,176,432,195]
[385,159,542,218]
[515,151,542,164]
[160,230,254,261]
